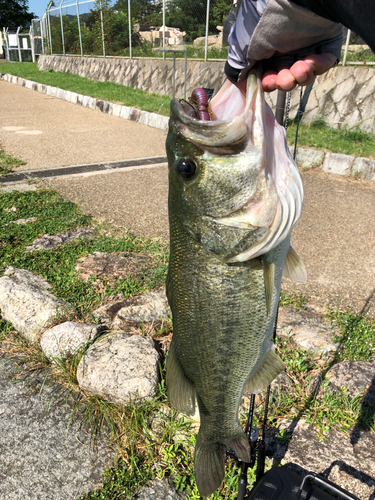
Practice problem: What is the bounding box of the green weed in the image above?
[327,308,375,361]
[0,188,168,317]
[0,149,25,175]
[279,291,307,310]
[287,120,375,158]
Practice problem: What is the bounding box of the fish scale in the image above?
[165,69,305,497]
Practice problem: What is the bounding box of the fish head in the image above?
[166,69,303,262]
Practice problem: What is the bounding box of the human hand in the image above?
[261,53,338,92]
[233,52,337,95]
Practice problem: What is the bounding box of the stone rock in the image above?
[323,152,354,176]
[93,289,170,330]
[10,217,37,225]
[75,251,154,282]
[25,227,93,252]
[275,419,375,500]
[134,479,184,500]
[277,306,339,355]
[353,157,375,181]
[0,267,72,342]
[76,331,160,404]
[40,321,107,359]
[294,148,325,170]
[326,358,375,402]
[270,370,295,398]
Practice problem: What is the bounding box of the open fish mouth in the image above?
[168,69,304,262]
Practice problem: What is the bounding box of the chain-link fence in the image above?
[30,2,374,65]
[33,0,232,61]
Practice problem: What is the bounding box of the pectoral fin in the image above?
[166,342,196,415]
[283,246,307,284]
[244,346,285,394]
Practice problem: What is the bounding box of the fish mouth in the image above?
[169,70,264,154]
[170,100,248,153]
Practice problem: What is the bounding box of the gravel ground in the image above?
[47,167,375,317]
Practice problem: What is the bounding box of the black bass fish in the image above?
[165,69,306,497]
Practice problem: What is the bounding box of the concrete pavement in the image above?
[0,79,167,171]
[1,75,375,319]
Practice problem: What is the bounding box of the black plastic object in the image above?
[222,0,243,45]
[247,467,358,500]
[202,87,215,100]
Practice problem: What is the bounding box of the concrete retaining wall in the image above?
[38,55,375,134]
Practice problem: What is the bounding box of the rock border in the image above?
[1,73,374,182]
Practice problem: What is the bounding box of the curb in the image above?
[291,146,375,182]
[0,73,169,132]
[1,73,374,183]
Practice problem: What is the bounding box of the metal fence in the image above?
[27,1,374,65]
[33,0,231,61]
[2,27,36,63]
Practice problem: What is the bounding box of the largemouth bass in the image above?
[165,69,306,497]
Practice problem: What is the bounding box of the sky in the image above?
[29,0,49,19]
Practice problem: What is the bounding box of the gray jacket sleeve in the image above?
[226,0,343,82]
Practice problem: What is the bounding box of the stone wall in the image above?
[38,55,375,133]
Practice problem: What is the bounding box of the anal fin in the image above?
[283,246,307,283]
[166,341,196,415]
[244,346,285,394]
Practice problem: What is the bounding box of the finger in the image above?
[303,52,338,75]
[262,70,278,92]
[274,68,297,92]
[289,60,315,86]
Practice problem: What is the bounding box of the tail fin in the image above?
[195,431,250,497]
[194,438,226,498]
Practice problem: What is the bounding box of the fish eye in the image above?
[176,158,197,180]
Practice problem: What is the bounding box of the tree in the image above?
[165,0,231,42]
[114,0,162,27]
[0,0,35,29]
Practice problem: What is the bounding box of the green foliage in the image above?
[165,0,232,42]
[327,309,375,361]
[0,188,168,316]
[114,0,163,26]
[287,119,375,158]
[0,0,34,29]
[279,291,307,310]
[0,149,25,175]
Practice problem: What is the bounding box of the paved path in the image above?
[0,80,166,171]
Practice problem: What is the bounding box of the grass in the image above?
[0,188,168,317]
[0,62,171,116]
[1,188,375,498]
[328,308,375,361]
[341,47,375,63]
[287,118,375,159]
[0,149,25,175]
